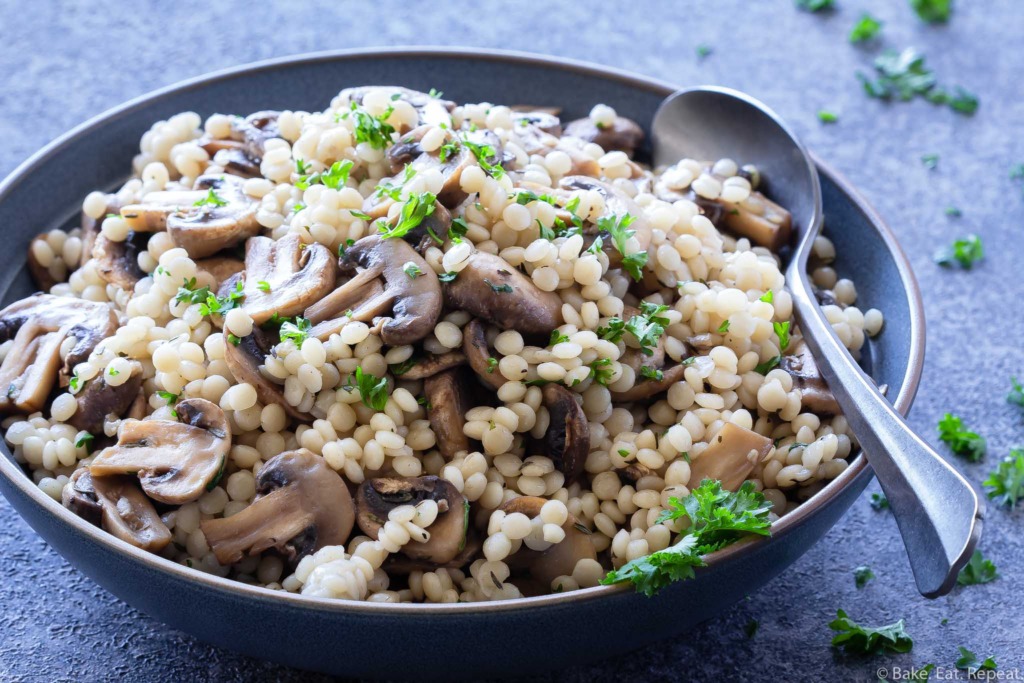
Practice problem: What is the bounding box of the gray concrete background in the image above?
[0,1,1021,681]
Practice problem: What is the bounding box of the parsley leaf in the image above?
[625,302,670,356]
[587,358,614,386]
[859,48,978,116]
[486,357,498,374]
[795,0,833,11]
[348,102,396,149]
[279,316,312,346]
[295,159,353,191]
[983,448,1024,508]
[461,137,505,179]
[438,271,458,283]
[603,480,772,596]
[945,206,962,217]
[639,366,664,382]
[911,0,951,23]
[870,492,890,511]
[549,330,570,347]
[957,550,999,586]
[484,279,513,294]
[849,13,883,43]
[921,153,940,170]
[773,321,791,351]
[937,413,986,461]
[449,217,469,243]
[68,372,84,394]
[377,192,437,240]
[256,281,271,293]
[597,317,626,343]
[402,261,423,279]
[955,647,997,675]
[193,189,228,208]
[350,367,389,411]
[598,213,647,281]
[853,565,876,589]
[74,433,94,451]
[754,356,781,375]
[759,290,774,303]
[717,320,731,334]
[817,110,839,123]
[934,234,983,269]
[696,44,712,59]
[1007,377,1024,407]
[829,609,914,654]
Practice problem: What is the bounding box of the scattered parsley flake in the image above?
[744,619,759,639]
[279,316,312,346]
[625,302,670,356]
[74,433,94,450]
[870,492,890,511]
[256,281,271,293]
[983,449,1024,508]
[696,44,713,59]
[348,102,396,150]
[1008,377,1024,407]
[754,356,781,375]
[957,550,998,586]
[829,609,913,654]
[921,153,940,170]
[955,647,997,675]
[849,13,883,43]
[588,358,615,386]
[944,206,961,217]
[598,213,647,281]
[68,373,84,394]
[193,189,228,208]
[597,317,626,343]
[438,271,458,283]
[402,262,423,279]
[639,366,664,382]
[295,159,353,191]
[486,357,498,374]
[773,321,791,351]
[934,234,983,269]
[549,330,570,347]
[796,0,833,11]
[759,290,774,304]
[484,279,513,294]
[817,110,839,123]
[853,565,876,589]
[911,0,951,23]
[937,413,986,461]
[377,192,437,240]
[349,367,389,411]
[858,48,978,116]
[107,367,120,377]
[461,136,505,179]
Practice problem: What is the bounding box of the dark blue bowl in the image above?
[0,48,924,679]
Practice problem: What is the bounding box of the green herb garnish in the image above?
[279,316,312,346]
[348,102,396,150]
[773,321,791,351]
[955,647,997,675]
[934,234,983,269]
[853,566,876,589]
[377,192,437,240]
[849,13,882,43]
[296,159,353,191]
[193,189,228,208]
[817,110,839,123]
[484,279,513,294]
[640,366,664,382]
[937,413,986,461]
[74,433,94,450]
[911,0,951,23]
[1006,377,1024,407]
[829,609,913,654]
[921,153,940,170]
[598,213,647,281]
[957,550,998,586]
[402,262,423,279]
[350,366,389,411]
[625,302,670,356]
[983,449,1024,509]
[754,356,781,375]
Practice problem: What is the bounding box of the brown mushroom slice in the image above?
[119,175,259,258]
[67,361,144,434]
[93,231,150,290]
[444,250,562,336]
[424,367,475,459]
[202,449,354,566]
[89,399,230,504]
[195,256,245,289]
[718,192,792,251]
[611,364,687,402]
[558,176,652,259]
[462,319,506,390]
[222,325,309,422]
[64,469,172,552]
[356,476,468,565]
[237,234,336,325]
[0,295,117,414]
[384,531,482,575]
[305,235,442,346]
[780,339,839,415]
[238,110,282,159]
[688,423,774,492]
[397,351,466,380]
[564,115,645,158]
[511,109,562,136]
[538,384,588,483]
[501,496,596,587]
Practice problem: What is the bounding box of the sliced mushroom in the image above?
[718,192,792,251]
[64,469,172,552]
[424,367,475,459]
[780,339,839,414]
[688,422,774,492]
[536,384,588,483]
[610,310,689,401]
[201,449,354,566]
[511,109,562,136]
[88,398,230,504]
[462,319,506,390]
[0,295,117,414]
[384,531,482,575]
[93,230,150,290]
[501,496,596,587]
[396,351,466,380]
[305,235,442,346]
[443,250,563,336]
[223,324,308,422]
[564,115,645,157]
[199,111,281,177]
[558,176,652,259]
[195,256,245,289]
[356,476,468,565]
[237,234,336,325]
[67,361,143,434]
[118,174,259,259]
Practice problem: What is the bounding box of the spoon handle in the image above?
[786,265,984,598]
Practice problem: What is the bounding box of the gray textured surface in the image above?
[1,1,1022,681]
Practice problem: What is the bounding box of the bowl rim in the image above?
[0,46,925,615]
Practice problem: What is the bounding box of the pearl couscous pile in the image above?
[1,86,883,603]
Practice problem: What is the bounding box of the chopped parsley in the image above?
[438,140,461,163]
[717,320,731,334]
[449,217,469,243]
[817,110,839,123]
[227,333,241,346]
[853,565,875,589]
[945,206,962,217]
[625,302,670,356]
[773,321,791,351]
[596,317,626,343]
[549,330,570,346]
[107,367,120,377]
[193,189,228,208]
[484,279,513,294]
[829,609,913,654]
[754,356,781,375]
[602,480,771,596]
[349,367,389,411]
[934,234,983,269]
[389,358,418,376]
[256,281,271,293]
[68,372,84,394]
[295,159,353,190]
[175,278,245,317]
[157,390,179,417]
[696,44,712,59]
[937,413,986,461]
[921,153,940,170]
[849,13,882,43]
[759,290,774,304]
[598,213,647,281]
[438,271,458,283]
[955,647,997,675]
[279,316,312,346]
[858,48,978,116]
[795,0,833,11]
[347,102,396,149]
[486,357,498,374]
[639,366,664,382]
[957,550,998,586]
[513,189,557,206]
[402,262,423,279]
[74,433,94,451]
[461,137,505,179]
[983,448,1024,509]
[587,358,615,386]
[295,158,310,175]
[377,192,437,240]
[911,0,951,23]
[1006,377,1024,407]
[870,492,890,511]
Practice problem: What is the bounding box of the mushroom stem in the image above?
[202,486,315,565]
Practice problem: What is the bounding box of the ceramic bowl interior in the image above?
[0,48,924,678]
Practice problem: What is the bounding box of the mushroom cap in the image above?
[0,294,117,414]
[443,250,563,337]
[333,234,443,346]
[356,475,468,565]
[65,469,172,552]
[89,398,232,504]
[201,449,355,566]
[538,384,589,483]
[564,115,645,157]
[67,361,144,434]
[500,496,597,587]
[239,234,337,325]
[511,109,562,136]
[688,422,774,492]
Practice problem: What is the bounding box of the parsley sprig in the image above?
[983,448,1024,509]
[279,316,312,346]
[626,302,670,356]
[346,102,396,149]
[598,213,647,281]
[347,367,389,411]
[295,159,353,191]
[601,480,772,596]
[956,550,999,586]
[934,234,983,269]
[858,48,978,116]
[829,610,913,654]
[849,13,882,43]
[193,189,228,208]
[377,192,437,240]
[175,278,245,317]
[937,413,986,461]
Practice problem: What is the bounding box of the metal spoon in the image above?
[651,86,983,598]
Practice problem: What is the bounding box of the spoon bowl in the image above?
[652,86,984,598]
